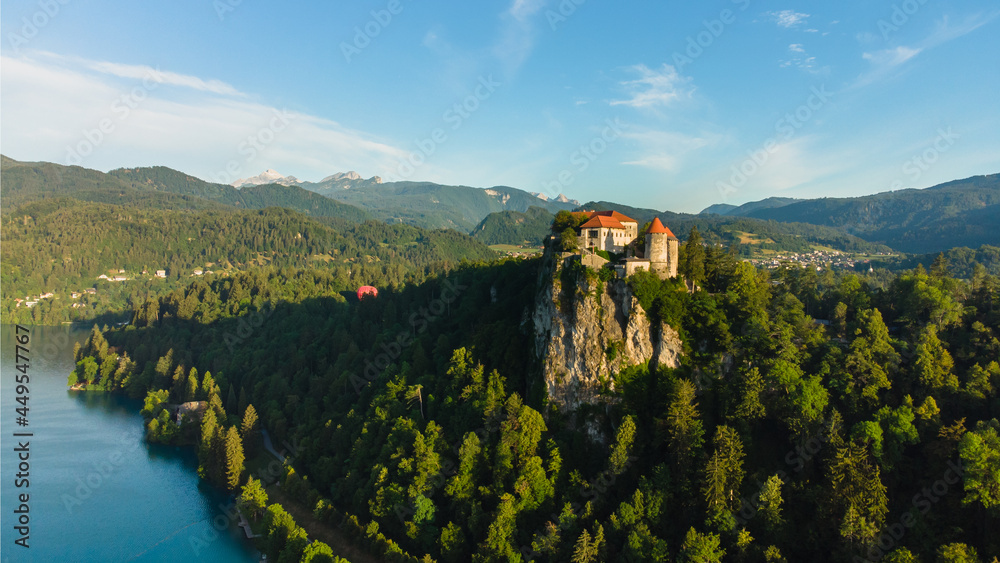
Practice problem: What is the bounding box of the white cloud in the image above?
[862,46,922,67]
[1,53,414,183]
[610,64,693,109]
[768,10,810,28]
[788,43,805,53]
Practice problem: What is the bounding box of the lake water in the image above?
[1,325,258,562]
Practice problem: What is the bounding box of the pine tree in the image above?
[198,408,219,480]
[702,425,745,516]
[914,325,959,393]
[241,404,259,456]
[680,226,706,290]
[609,415,636,476]
[238,387,248,416]
[667,379,706,474]
[226,384,237,414]
[224,425,245,491]
[238,477,269,520]
[184,368,199,402]
[199,371,215,401]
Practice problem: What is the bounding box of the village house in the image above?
[155,270,167,278]
[573,210,640,254]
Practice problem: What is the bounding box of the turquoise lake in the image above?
[1,325,258,562]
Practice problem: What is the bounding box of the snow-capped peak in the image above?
[231,169,301,188]
[320,171,363,183]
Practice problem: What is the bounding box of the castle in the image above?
[570,210,679,280]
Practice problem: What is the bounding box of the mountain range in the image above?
[698,174,1000,253]
[3,155,997,256]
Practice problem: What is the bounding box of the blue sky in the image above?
[2,0,998,212]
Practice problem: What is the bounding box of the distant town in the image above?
[746,250,898,271]
[13,266,225,309]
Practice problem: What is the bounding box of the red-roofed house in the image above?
[574,210,639,253]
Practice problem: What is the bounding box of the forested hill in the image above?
[300,179,577,233]
[1,156,371,223]
[73,245,1000,562]
[471,206,555,245]
[700,174,1000,253]
[1,199,496,325]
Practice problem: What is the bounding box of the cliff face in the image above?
[532,254,683,410]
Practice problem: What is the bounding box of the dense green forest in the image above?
[72,236,1000,562]
[472,206,555,246]
[1,199,495,325]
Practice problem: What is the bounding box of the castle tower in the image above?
[645,218,679,279]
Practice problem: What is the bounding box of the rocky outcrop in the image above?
[532,253,683,410]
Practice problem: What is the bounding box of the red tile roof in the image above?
[592,210,638,224]
[646,217,676,237]
[580,215,625,229]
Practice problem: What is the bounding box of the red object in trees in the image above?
[357,286,378,300]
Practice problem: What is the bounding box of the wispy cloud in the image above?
[920,11,1000,48]
[620,128,719,172]
[610,64,693,109]
[780,43,820,72]
[35,51,244,96]
[509,0,546,21]
[862,46,921,68]
[492,0,549,77]
[852,11,998,89]
[768,10,810,28]
[1,52,413,182]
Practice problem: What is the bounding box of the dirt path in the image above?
[265,485,382,563]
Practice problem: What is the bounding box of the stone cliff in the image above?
[532,253,683,410]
